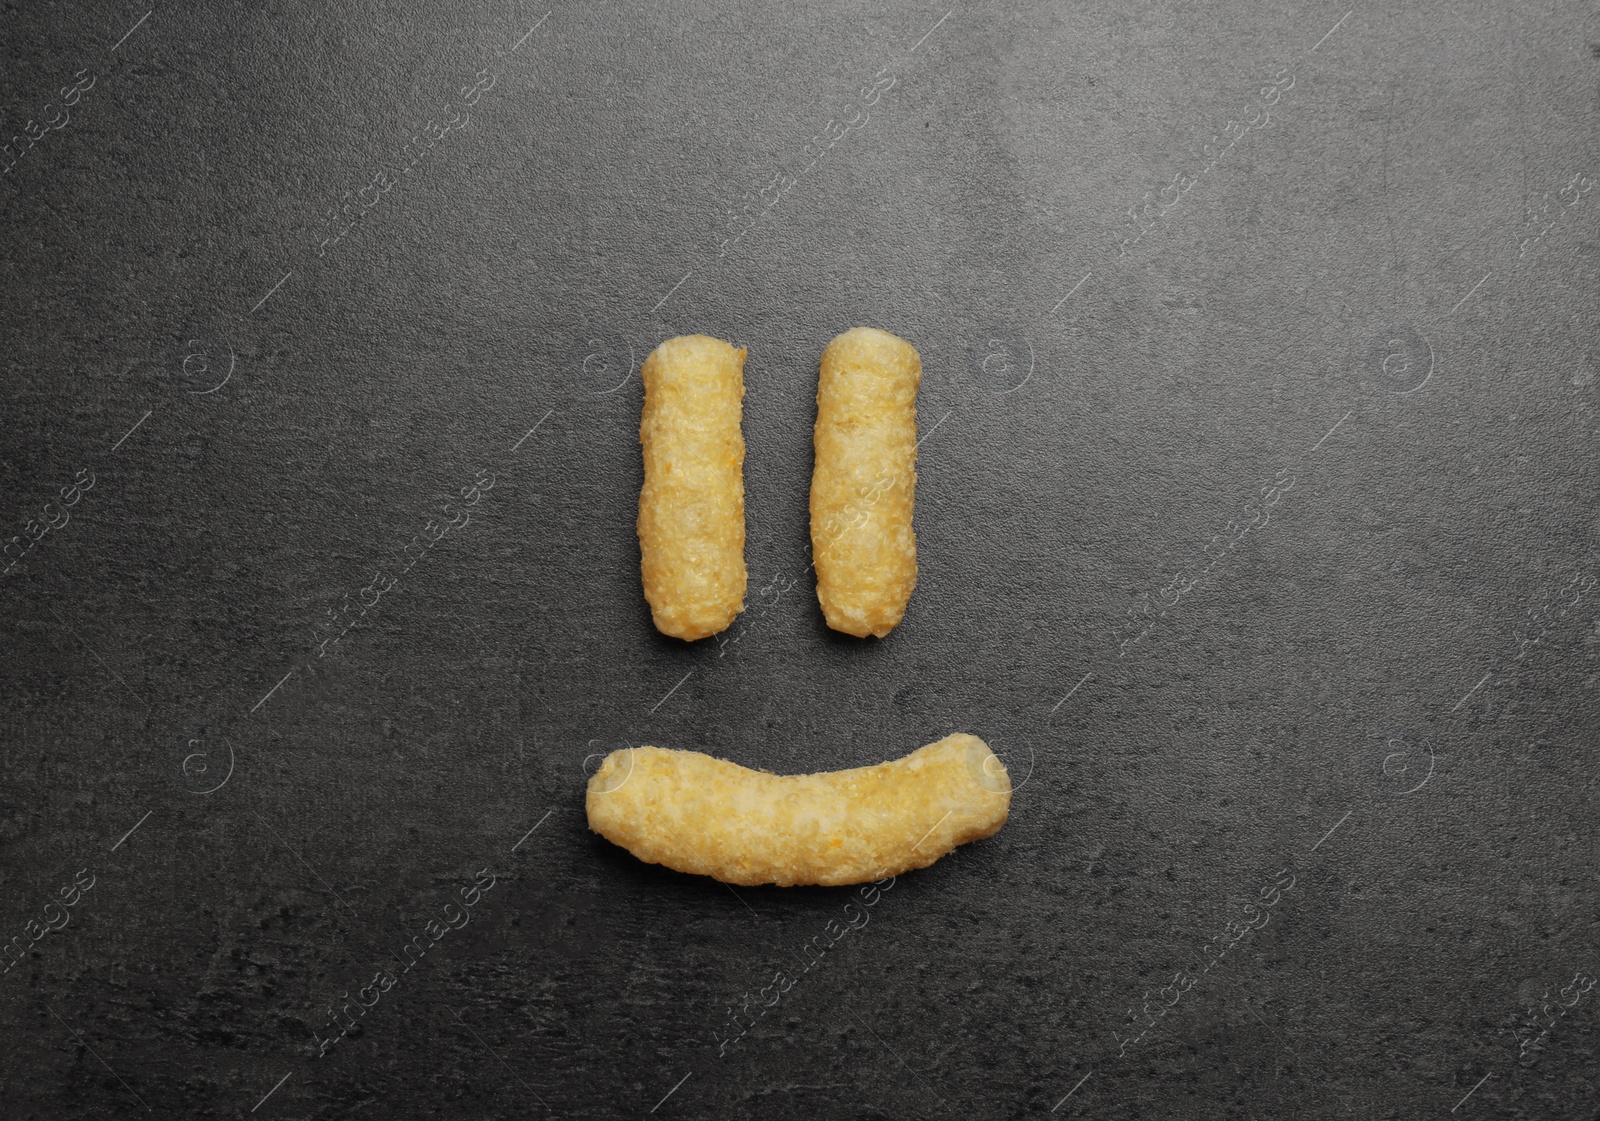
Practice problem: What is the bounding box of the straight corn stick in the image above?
[637,335,748,640]
[810,327,921,637]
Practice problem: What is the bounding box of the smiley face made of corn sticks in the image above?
[614,332,999,886]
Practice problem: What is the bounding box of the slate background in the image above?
[2,1,1598,1118]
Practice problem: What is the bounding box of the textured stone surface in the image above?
[0,0,1596,1118]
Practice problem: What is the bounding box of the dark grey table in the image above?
[2,1,1596,1117]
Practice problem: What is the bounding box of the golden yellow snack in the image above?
[585,733,1009,886]
[638,334,748,640]
[810,326,921,638]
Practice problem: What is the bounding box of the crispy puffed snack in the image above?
[585,733,1009,886]
[810,326,921,637]
[638,334,747,640]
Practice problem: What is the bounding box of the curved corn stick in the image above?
[638,334,748,640]
[810,326,921,637]
[585,733,1009,886]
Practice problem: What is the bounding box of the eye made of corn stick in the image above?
[637,335,748,641]
[810,327,921,638]
[585,733,1009,887]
